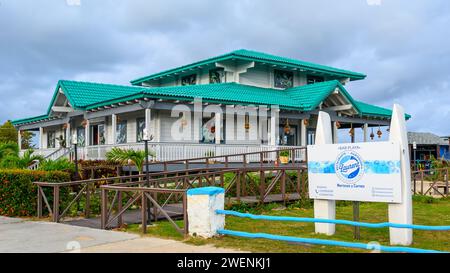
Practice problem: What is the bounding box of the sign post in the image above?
[312,111,336,235]
[308,104,413,245]
[387,104,413,245]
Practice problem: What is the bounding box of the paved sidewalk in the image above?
[0,217,242,253]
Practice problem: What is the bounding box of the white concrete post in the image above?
[111,114,117,144]
[39,127,43,149]
[17,130,22,151]
[187,187,225,238]
[388,104,413,245]
[215,112,221,144]
[313,111,336,235]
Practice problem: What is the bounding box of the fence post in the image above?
[117,191,123,227]
[37,186,42,218]
[141,192,147,234]
[446,169,449,197]
[186,187,225,238]
[101,188,108,229]
[53,185,60,223]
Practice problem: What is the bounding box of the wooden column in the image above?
[215,112,221,144]
[111,114,117,144]
[39,127,44,149]
[17,130,22,151]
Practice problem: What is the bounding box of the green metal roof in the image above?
[130,49,366,85]
[355,100,411,120]
[55,80,146,110]
[84,80,348,111]
[11,114,51,126]
[13,80,407,126]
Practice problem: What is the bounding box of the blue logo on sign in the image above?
[335,151,364,184]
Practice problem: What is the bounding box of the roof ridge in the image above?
[59,79,144,89]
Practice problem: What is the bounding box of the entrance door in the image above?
[307,129,316,145]
[279,125,298,146]
[90,124,105,146]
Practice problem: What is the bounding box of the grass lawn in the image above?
[122,196,450,253]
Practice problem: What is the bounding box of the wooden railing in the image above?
[33,147,308,235]
[411,168,449,197]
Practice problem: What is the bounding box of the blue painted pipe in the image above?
[217,229,445,253]
[216,209,450,231]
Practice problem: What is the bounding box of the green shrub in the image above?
[0,169,70,216]
[38,157,75,173]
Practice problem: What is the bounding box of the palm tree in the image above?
[106,147,155,174]
[0,142,19,161]
[0,149,44,169]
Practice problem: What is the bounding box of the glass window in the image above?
[77,127,86,147]
[98,124,106,145]
[209,68,225,84]
[306,75,324,84]
[200,118,215,143]
[116,121,127,144]
[47,131,56,148]
[136,118,145,142]
[274,70,294,89]
[181,74,197,86]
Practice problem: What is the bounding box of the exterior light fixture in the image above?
[377,126,383,138]
[284,119,291,134]
[370,128,375,140]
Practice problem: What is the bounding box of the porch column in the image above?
[300,119,307,146]
[269,108,279,146]
[17,130,22,151]
[39,127,43,149]
[84,119,90,159]
[66,123,71,147]
[363,123,368,142]
[145,108,152,138]
[85,119,90,146]
[215,112,221,144]
[333,121,339,144]
[111,114,117,144]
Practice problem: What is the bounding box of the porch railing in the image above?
[83,142,306,162]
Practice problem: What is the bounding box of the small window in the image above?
[116,121,127,144]
[274,70,294,89]
[307,75,324,84]
[209,68,225,84]
[181,74,197,86]
[136,118,145,143]
[47,131,56,148]
[77,127,86,147]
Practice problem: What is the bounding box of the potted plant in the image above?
[205,150,216,164]
[279,150,290,164]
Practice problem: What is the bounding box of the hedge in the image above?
[0,169,70,217]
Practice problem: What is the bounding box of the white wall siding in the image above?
[239,65,271,88]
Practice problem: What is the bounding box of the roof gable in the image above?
[130,49,366,85]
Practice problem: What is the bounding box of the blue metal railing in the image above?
[216,209,450,231]
[216,209,450,253]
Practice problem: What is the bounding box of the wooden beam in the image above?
[51,106,73,113]
[323,104,353,111]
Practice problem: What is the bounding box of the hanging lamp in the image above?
[377,125,383,138]
[370,128,375,140]
[284,119,291,134]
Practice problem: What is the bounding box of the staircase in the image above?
[27,147,72,170]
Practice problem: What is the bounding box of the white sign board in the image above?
[308,142,402,203]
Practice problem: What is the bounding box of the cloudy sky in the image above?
[1,0,449,136]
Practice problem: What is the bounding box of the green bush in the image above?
[0,169,70,216]
[38,158,75,173]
